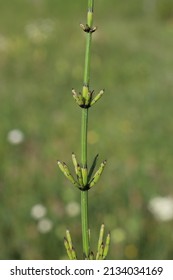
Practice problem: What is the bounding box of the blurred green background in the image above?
[1,0,173,260]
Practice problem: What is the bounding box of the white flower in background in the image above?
[148,196,173,222]
[37,218,53,234]
[31,204,47,220]
[7,129,24,145]
[65,201,80,217]
[25,19,55,43]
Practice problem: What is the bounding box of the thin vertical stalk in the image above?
[81,109,89,258]
[58,0,110,259]
[81,109,88,167]
[83,0,94,87]
[81,0,94,259]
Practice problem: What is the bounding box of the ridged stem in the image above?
[81,0,94,259]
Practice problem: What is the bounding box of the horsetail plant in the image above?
[57,0,110,260]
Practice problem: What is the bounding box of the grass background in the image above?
[1,0,173,259]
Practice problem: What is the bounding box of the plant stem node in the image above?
[80,23,97,33]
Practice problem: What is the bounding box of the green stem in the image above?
[83,0,94,86]
[81,188,89,258]
[81,109,88,166]
[80,0,94,259]
[81,109,88,258]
